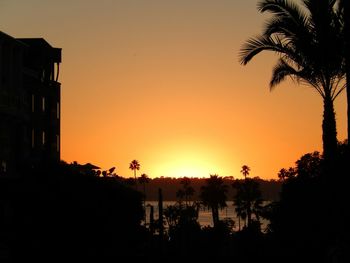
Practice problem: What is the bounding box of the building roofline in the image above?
[0,31,28,47]
[16,38,54,49]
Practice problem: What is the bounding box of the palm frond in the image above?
[270,58,299,89]
[240,35,292,65]
[258,0,308,27]
[263,14,311,42]
[270,58,325,98]
[330,75,346,100]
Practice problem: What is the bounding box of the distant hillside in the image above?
[137,177,282,201]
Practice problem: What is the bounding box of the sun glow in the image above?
[149,144,235,178]
[157,162,212,178]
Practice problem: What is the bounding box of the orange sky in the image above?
[1,0,347,179]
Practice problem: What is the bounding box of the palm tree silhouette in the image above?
[240,165,250,180]
[240,0,345,161]
[233,178,263,229]
[199,174,228,228]
[339,0,350,144]
[129,159,140,186]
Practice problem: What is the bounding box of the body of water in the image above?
[145,201,269,231]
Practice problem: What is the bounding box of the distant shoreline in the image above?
[136,177,282,201]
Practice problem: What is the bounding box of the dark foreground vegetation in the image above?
[0,163,145,262]
[1,142,350,262]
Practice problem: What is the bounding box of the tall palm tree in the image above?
[129,159,140,185]
[240,165,250,180]
[240,0,345,161]
[199,174,228,228]
[339,0,350,144]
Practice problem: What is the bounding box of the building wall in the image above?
[0,32,61,176]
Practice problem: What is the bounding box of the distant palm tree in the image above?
[199,174,228,228]
[240,0,345,161]
[129,159,140,183]
[240,165,250,180]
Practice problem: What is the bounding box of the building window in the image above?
[32,94,35,112]
[56,135,60,152]
[57,102,60,119]
[42,97,45,112]
[42,131,45,145]
[32,129,35,148]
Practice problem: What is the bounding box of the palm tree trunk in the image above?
[322,95,338,162]
[347,69,350,146]
[344,0,350,145]
[211,206,216,227]
[212,205,219,228]
[247,204,252,228]
[211,206,218,228]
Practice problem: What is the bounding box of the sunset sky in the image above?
[1,0,347,179]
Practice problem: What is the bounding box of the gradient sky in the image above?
[1,0,347,179]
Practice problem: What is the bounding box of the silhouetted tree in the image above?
[129,159,140,185]
[277,167,296,182]
[240,0,345,161]
[98,166,116,178]
[263,146,350,261]
[233,178,263,229]
[240,165,250,179]
[233,181,247,230]
[339,0,350,144]
[199,174,228,228]
[0,161,145,261]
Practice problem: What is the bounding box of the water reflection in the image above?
[145,201,269,231]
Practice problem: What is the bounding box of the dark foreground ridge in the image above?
[0,145,350,262]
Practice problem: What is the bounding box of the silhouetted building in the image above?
[0,31,61,176]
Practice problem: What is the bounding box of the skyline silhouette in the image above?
[1,0,350,261]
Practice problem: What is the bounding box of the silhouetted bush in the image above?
[0,161,144,262]
[264,143,350,263]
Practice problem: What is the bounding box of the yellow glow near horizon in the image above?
[152,150,228,178]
